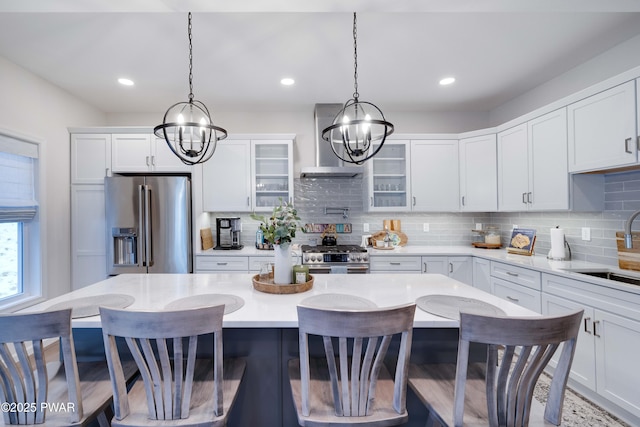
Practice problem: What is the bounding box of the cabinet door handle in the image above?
[449,262,453,273]
[527,192,532,204]
[423,262,427,273]
[146,155,150,166]
[461,196,465,206]
[506,271,519,277]
[247,197,250,207]
[371,197,374,207]
[390,262,401,266]
[506,296,519,302]
[522,192,527,204]
[413,196,416,206]
[584,317,593,334]
[593,320,601,337]
[151,155,156,166]
[625,137,633,154]
[637,135,640,151]
[217,262,228,266]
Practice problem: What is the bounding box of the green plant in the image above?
[250,199,304,248]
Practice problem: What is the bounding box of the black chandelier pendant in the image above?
[322,12,394,165]
[154,12,227,165]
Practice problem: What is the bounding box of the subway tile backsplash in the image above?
[217,171,640,268]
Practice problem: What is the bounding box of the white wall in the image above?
[490,34,640,125]
[0,55,106,299]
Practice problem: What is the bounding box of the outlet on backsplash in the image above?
[363,223,369,232]
[423,223,430,232]
[582,227,591,241]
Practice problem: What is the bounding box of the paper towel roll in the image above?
[550,228,566,259]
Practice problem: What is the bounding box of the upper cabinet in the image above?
[111,133,192,173]
[202,140,252,212]
[459,134,497,212]
[71,133,112,184]
[364,139,459,212]
[365,141,411,211]
[201,138,294,213]
[252,140,294,211]
[497,109,568,211]
[568,80,638,173]
[410,140,459,211]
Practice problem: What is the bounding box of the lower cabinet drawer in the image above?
[491,277,541,313]
[195,256,248,272]
[370,256,422,272]
[491,261,541,290]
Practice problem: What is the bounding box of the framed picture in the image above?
[507,228,536,255]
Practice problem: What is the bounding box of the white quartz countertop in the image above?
[23,273,537,329]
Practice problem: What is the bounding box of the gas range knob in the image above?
[362,255,368,261]
[303,255,309,262]
[310,255,317,262]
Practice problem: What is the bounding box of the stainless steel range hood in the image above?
[300,104,364,178]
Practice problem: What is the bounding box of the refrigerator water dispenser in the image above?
[112,227,137,265]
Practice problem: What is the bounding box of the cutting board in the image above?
[616,231,640,271]
[200,228,214,250]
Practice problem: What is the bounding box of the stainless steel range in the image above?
[301,244,369,274]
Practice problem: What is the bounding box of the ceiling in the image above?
[1,1,640,114]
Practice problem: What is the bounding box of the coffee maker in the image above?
[215,217,243,250]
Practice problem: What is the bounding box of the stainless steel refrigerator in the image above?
[105,175,192,275]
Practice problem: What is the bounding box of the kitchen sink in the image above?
[564,269,640,286]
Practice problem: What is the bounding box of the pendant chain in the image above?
[352,12,359,101]
[188,12,194,103]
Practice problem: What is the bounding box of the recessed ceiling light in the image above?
[280,77,295,86]
[439,77,456,86]
[118,78,134,86]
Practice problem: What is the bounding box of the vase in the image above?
[273,244,292,284]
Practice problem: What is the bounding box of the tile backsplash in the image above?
[210,170,640,268]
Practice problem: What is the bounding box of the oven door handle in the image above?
[307,265,370,273]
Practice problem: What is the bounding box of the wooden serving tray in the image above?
[472,242,502,249]
[252,274,314,294]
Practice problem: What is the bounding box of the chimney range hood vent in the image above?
[300,104,364,178]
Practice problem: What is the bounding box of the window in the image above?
[0,131,41,308]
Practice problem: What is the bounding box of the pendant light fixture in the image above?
[322,12,394,165]
[154,12,227,165]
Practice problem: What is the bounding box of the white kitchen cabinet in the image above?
[422,256,472,285]
[459,134,497,212]
[202,140,252,212]
[568,80,638,172]
[410,140,459,211]
[252,140,294,212]
[111,133,191,173]
[369,256,422,273]
[497,108,569,211]
[71,133,112,184]
[542,273,640,418]
[489,261,541,312]
[365,141,411,212]
[195,255,248,273]
[472,257,491,293]
[71,185,107,290]
[201,138,294,213]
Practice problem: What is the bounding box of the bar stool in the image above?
[0,308,137,426]
[408,310,584,427]
[99,305,245,427]
[288,303,416,426]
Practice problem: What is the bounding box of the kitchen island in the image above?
[25,273,537,427]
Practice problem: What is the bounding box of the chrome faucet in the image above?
[624,209,640,248]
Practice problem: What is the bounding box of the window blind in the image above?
[0,133,38,222]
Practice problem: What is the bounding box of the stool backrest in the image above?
[99,305,225,421]
[296,303,416,418]
[454,310,583,427]
[0,309,83,425]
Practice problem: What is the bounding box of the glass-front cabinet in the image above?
[252,140,294,211]
[365,140,411,212]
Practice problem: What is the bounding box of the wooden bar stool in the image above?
[0,308,137,426]
[288,303,416,426]
[408,310,584,427]
[99,305,245,427]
